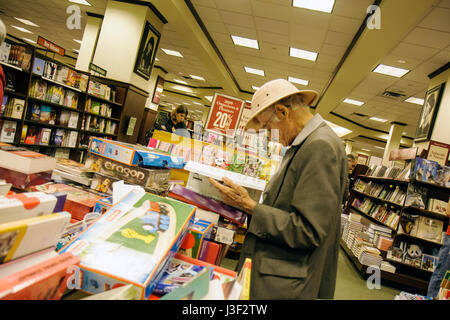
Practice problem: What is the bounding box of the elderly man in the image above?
[210,79,348,299]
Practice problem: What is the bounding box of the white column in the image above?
[75,14,102,72]
[382,122,405,166]
[345,140,353,155]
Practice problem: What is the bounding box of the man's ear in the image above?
[274,103,290,120]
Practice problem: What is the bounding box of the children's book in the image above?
[39,106,52,123]
[68,112,79,129]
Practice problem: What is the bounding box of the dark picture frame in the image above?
[151,75,165,104]
[414,83,445,142]
[134,21,161,80]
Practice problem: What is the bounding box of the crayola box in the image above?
[59,189,196,300]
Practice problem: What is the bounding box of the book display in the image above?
[342,157,449,295]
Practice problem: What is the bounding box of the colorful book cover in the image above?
[32,57,46,76]
[39,106,52,123]
[59,190,196,300]
[0,42,11,63]
[59,111,70,126]
[24,126,37,145]
[29,103,41,121]
[31,79,47,100]
[0,251,79,300]
[43,62,57,80]
[53,129,64,146]
[10,98,25,119]
[0,121,17,143]
[405,184,428,209]
[414,157,439,184]
[40,128,52,146]
[0,212,71,264]
[68,112,79,128]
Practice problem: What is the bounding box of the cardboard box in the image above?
[32,184,103,221]
[181,219,214,259]
[93,197,113,214]
[0,212,71,264]
[0,191,57,223]
[59,189,196,300]
[85,153,171,195]
[88,137,185,168]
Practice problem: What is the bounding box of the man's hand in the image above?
[209,177,257,214]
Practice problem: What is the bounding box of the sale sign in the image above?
[205,93,244,137]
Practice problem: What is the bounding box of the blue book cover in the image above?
[32,57,46,76]
[30,103,41,121]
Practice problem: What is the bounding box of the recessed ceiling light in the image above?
[172,85,193,93]
[11,25,33,34]
[244,66,265,76]
[369,117,388,123]
[14,17,39,27]
[373,64,409,78]
[73,39,82,45]
[161,48,183,57]
[374,146,384,150]
[397,59,406,64]
[288,76,309,86]
[362,148,371,152]
[252,86,260,91]
[23,38,36,44]
[405,97,424,105]
[231,35,259,49]
[69,0,92,6]
[174,79,188,85]
[344,98,364,106]
[324,121,352,137]
[292,0,335,13]
[190,74,205,81]
[73,49,80,53]
[289,47,318,61]
[205,96,213,102]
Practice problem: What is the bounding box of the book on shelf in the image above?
[68,131,78,148]
[52,129,65,146]
[405,184,428,209]
[24,126,37,144]
[64,90,78,109]
[421,254,437,272]
[414,157,440,185]
[20,125,27,143]
[2,98,25,119]
[0,250,80,300]
[59,110,70,126]
[4,71,17,92]
[39,105,52,123]
[0,120,17,143]
[68,112,79,129]
[427,198,448,215]
[0,212,71,264]
[415,216,444,244]
[55,65,69,84]
[32,57,46,76]
[43,61,57,80]
[48,85,65,105]
[29,79,48,100]
[29,102,41,121]
[3,43,32,71]
[0,42,10,63]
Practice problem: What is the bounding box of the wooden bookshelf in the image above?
[403,205,448,221]
[0,61,29,73]
[27,96,82,113]
[353,190,404,209]
[357,175,409,186]
[87,93,123,107]
[83,111,120,122]
[350,207,397,231]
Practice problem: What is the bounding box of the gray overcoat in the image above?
[236,115,348,300]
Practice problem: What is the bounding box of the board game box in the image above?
[59,189,196,299]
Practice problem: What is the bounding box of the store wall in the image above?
[145,67,167,111]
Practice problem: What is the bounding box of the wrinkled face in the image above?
[245,104,298,146]
[175,112,186,123]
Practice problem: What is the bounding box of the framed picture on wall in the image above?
[414,83,446,142]
[152,75,165,104]
[134,21,161,80]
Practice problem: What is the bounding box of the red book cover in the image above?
[0,252,80,300]
[202,240,221,265]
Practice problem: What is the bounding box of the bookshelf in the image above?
[342,157,449,294]
[1,37,151,162]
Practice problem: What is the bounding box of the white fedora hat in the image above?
[246,79,318,125]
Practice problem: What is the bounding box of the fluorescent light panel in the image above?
[161,48,183,57]
[362,148,371,152]
[252,86,260,91]
[289,47,318,61]
[244,66,264,76]
[369,117,388,123]
[190,75,205,81]
[11,25,33,34]
[174,79,188,85]
[373,64,409,78]
[73,39,82,44]
[23,38,36,44]
[405,97,424,105]
[344,98,364,106]
[14,17,39,27]
[324,120,352,137]
[231,35,259,49]
[69,0,92,5]
[288,76,309,86]
[292,0,335,13]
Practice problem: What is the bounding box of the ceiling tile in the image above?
[418,7,450,32]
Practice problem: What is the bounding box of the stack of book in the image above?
[1,97,25,119]
[88,80,116,102]
[0,189,79,300]
[380,261,396,273]
[366,163,411,181]
[51,158,95,186]
[358,247,383,267]
[367,223,393,247]
[85,98,112,117]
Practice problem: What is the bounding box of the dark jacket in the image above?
[236,116,348,300]
[164,118,187,133]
